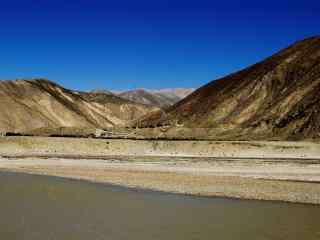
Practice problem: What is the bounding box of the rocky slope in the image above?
[136,36,320,140]
[0,79,158,134]
[118,88,194,108]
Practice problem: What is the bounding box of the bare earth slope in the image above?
[137,36,320,140]
[119,88,194,108]
[0,79,157,133]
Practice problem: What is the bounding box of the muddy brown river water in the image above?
[0,171,319,240]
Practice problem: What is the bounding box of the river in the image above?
[0,172,319,240]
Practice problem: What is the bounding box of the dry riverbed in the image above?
[1,156,320,204]
[0,137,320,204]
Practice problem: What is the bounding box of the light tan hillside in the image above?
[0,79,158,133]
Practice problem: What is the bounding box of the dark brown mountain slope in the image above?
[136,36,320,140]
[0,79,158,133]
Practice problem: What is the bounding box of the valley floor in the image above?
[1,155,320,204]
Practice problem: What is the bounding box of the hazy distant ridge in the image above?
[117,88,195,108]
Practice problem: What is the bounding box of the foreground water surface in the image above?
[0,172,319,240]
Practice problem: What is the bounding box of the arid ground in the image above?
[0,137,319,204]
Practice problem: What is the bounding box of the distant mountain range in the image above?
[1,36,319,140]
[136,36,320,140]
[117,88,195,108]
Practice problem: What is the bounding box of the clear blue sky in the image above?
[0,0,319,91]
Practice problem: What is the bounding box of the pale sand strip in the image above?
[1,137,320,159]
[1,157,320,204]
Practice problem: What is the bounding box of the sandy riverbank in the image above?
[1,156,320,204]
[1,136,320,158]
[0,137,320,204]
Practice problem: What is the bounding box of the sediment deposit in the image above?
[0,136,319,204]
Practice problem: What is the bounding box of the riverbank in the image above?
[1,136,320,158]
[1,136,320,204]
[1,156,320,204]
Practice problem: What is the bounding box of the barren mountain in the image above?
[0,79,157,134]
[90,89,114,95]
[118,88,194,108]
[136,36,320,140]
